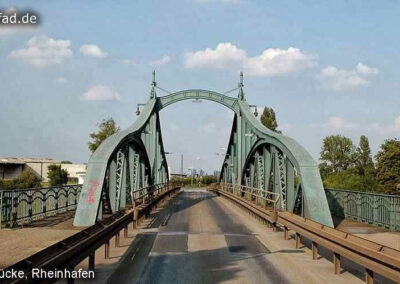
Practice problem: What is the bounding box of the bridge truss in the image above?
[74,72,333,227]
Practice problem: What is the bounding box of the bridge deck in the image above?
[100,189,361,284]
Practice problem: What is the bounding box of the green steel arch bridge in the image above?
[73,72,333,227]
[4,73,400,284]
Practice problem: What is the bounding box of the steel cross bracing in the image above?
[74,72,334,227]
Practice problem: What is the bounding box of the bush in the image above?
[0,169,41,190]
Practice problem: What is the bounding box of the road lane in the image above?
[108,188,290,284]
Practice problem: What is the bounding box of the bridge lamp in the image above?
[136,103,146,116]
[248,105,258,117]
[192,98,202,103]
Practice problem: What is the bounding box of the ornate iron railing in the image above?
[326,189,400,231]
[0,184,82,228]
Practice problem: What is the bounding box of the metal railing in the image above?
[326,189,400,231]
[0,184,82,228]
[220,183,280,211]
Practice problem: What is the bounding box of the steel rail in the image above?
[212,183,400,284]
[3,182,181,284]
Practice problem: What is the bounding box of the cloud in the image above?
[82,85,121,101]
[318,63,378,91]
[79,44,107,58]
[324,116,357,130]
[184,42,315,76]
[367,115,400,135]
[9,36,72,67]
[150,55,171,65]
[120,59,135,65]
[55,77,68,84]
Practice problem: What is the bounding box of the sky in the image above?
[0,0,399,174]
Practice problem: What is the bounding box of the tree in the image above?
[319,135,355,177]
[61,160,72,164]
[88,117,120,153]
[260,107,280,133]
[355,135,374,176]
[47,165,69,186]
[375,139,400,194]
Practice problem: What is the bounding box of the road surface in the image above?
[107,188,290,284]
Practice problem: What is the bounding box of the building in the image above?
[0,157,87,184]
[0,157,59,181]
[61,164,87,184]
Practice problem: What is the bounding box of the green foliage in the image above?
[0,169,41,190]
[171,175,218,187]
[319,135,355,177]
[88,117,120,153]
[320,135,381,193]
[47,164,69,186]
[61,160,72,164]
[375,139,400,194]
[323,168,381,192]
[260,107,280,133]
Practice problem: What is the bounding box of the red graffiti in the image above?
[87,179,99,204]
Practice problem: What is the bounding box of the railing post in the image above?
[88,251,95,271]
[365,269,374,284]
[295,232,301,248]
[333,252,341,274]
[312,241,318,260]
[283,226,288,240]
[115,232,120,247]
[105,239,110,259]
[67,266,75,284]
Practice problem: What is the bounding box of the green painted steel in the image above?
[74,72,333,227]
[326,189,400,231]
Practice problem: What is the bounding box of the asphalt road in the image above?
[107,188,290,284]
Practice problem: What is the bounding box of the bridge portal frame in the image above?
[74,72,333,227]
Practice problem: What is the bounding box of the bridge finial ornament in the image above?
[238,71,245,100]
[150,70,157,99]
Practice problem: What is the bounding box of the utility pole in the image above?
[180,154,183,175]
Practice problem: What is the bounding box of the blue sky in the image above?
[1,0,399,174]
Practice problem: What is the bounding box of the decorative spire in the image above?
[150,70,157,99]
[238,71,245,100]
